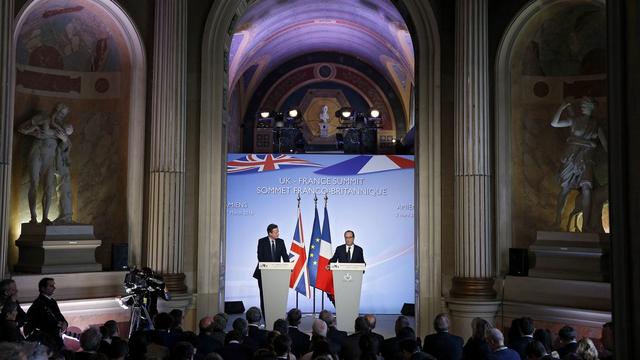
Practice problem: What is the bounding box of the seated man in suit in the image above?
[508,316,535,359]
[487,328,520,360]
[330,230,365,263]
[555,326,578,358]
[423,313,463,360]
[287,308,311,357]
[253,224,290,317]
[319,309,347,354]
[341,316,370,360]
[245,306,269,349]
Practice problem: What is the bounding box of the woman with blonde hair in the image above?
[576,337,599,360]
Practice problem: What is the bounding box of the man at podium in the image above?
[330,230,365,263]
[253,224,290,316]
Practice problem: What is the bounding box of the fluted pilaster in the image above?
[0,0,15,279]
[451,0,494,298]
[147,0,187,293]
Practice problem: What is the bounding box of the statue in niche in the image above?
[18,103,73,225]
[319,105,330,137]
[551,97,607,232]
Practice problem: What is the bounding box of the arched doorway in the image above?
[198,0,440,334]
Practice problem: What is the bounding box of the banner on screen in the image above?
[225,154,414,314]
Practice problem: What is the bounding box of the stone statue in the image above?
[17,104,71,225]
[551,97,607,231]
[54,123,73,224]
[319,105,330,137]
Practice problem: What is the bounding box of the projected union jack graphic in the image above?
[227,154,322,174]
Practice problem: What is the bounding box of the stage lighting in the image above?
[259,110,272,119]
[288,108,299,118]
[336,107,353,120]
[369,109,380,118]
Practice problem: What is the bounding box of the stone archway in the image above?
[198,0,440,335]
[0,0,147,275]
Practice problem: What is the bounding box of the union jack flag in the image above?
[289,207,310,298]
[227,154,321,174]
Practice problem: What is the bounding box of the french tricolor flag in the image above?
[314,205,334,295]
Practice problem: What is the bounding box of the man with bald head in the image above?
[197,316,223,356]
[423,313,463,360]
[486,328,520,360]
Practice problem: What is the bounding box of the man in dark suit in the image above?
[320,309,347,354]
[341,316,371,360]
[330,230,365,263]
[245,306,269,349]
[487,328,520,360]
[24,277,68,351]
[555,326,578,358]
[253,223,290,316]
[508,316,534,359]
[381,315,413,360]
[287,308,311,357]
[423,313,463,360]
[365,314,386,346]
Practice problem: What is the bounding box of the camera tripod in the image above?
[127,296,155,338]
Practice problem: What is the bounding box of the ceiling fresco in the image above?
[228,0,414,97]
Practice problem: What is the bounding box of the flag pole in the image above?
[296,194,301,310]
[322,193,328,311]
[312,193,318,317]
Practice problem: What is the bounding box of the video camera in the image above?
[119,267,167,308]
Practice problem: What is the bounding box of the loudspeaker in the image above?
[509,248,529,276]
[401,303,415,316]
[225,301,245,314]
[111,243,128,270]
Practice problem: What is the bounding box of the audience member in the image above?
[197,316,223,356]
[0,279,26,327]
[287,308,310,357]
[319,310,347,353]
[598,322,613,360]
[273,318,289,336]
[423,313,463,360]
[170,309,184,334]
[76,327,107,360]
[302,337,335,360]
[301,320,338,360]
[555,326,578,358]
[381,316,413,360]
[532,329,555,357]
[365,314,386,347]
[341,316,370,360]
[171,341,195,360]
[509,317,535,360]
[463,317,492,360]
[107,337,129,360]
[486,328,520,360]
[219,329,252,360]
[359,332,382,359]
[0,342,27,360]
[24,277,67,351]
[254,348,278,360]
[0,300,25,342]
[524,341,554,360]
[575,338,599,360]
[97,320,119,355]
[246,306,269,348]
[128,330,149,359]
[274,334,294,360]
[211,312,228,345]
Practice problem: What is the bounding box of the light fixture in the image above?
[259,110,272,119]
[369,109,380,118]
[288,108,299,118]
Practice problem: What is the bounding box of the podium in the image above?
[330,263,365,332]
[259,262,294,330]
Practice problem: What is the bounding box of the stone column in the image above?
[451,0,495,300]
[448,0,500,334]
[0,0,15,279]
[147,0,187,293]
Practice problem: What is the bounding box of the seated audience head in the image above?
[310,337,332,355]
[171,341,195,360]
[471,317,491,340]
[199,316,213,333]
[519,317,535,336]
[109,337,129,360]
[273,318,288,335]
[212,312,228,332]
[80,327,103,352]
[354,316,371,333]
[508,318,523,342]
[486,328,506,350]
[154,312,173,330]
[38,277,56,296]
[254,348,277,360]
[525,340,548,359]
[204,353,224,360]
[287,308,302,326]
[533,329,553,353]
[359,332,380,355]
[365,314,377,330]
[319,310,334,326]
[273,334,292,356]
[602,322,614,351]
[312,319,328,337]
[397,326,416,341]
[21,342,48,360]
[232,317,249,336]
[246,306,262,324]
[0,279,17,301]
[1,299,18,320]
[433,313,450,332]
[558,326,577,345]
[399,338,419,354]
[576,338,599,360]
[0,342,27,360]
[170,309,184,329]
[102,319,119,338]
[128,331,149,357]
[394,315,410,335]
[225,329,244,344]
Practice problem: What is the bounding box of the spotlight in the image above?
[288,108,299,118]
[259,111,272,119]
[335,107,353,121]
[369,109,380,118]
[341,108,352,118]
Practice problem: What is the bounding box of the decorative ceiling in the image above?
[228,0,414,96]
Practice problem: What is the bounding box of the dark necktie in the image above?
[271,240,276,261]
[347,247,351,262]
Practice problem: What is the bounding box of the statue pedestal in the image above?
[528,231,610,282]
[14,223,102,274]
